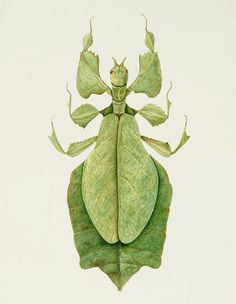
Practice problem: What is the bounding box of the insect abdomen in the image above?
[82,114,119,244]
[117,114,158,243]
[82,114,158,244]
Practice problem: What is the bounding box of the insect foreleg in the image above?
[76,18,111,99]
[127,14,162,98]
[66,86,100,128]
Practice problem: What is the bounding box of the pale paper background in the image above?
[0,0,236,303]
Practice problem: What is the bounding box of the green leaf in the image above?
[49,121,96,157]
[76,50,110,99]
[128,52,162,98]
[67,158,172,290]
[82,114,158,244]
[70,104,100,128]
[138,103,167,126]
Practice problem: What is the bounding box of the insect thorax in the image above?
[112,85,127,115]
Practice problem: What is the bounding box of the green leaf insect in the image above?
[49,15,190,290]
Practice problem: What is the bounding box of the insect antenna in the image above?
[112,57,118,66]
[120,57,127,66]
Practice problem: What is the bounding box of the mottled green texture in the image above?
[128,52,162,98]
[49,16,190,290]
[138,84,172,126]
[82,114,119,244]
[76,51,110,98]
[117,114,158,244]
[76,19,111,99]
[70,104,99,128]
[67,84,100,127]
[82,114,158,244]
[110,58,128,88]
[67,158,172,290]
[139,103,168,126]
[126,16,161,98]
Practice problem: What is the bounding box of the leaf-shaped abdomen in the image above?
[82,114,119,244]
[82,113,158,244]
[117,114,158,243]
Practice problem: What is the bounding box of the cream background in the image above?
[0,0,236,303]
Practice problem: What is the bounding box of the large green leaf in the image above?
[67,158,172,290]
[82,114,158,244]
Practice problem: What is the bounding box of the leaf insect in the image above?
[49,15,190,290]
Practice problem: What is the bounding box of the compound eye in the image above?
[110,70,113,74]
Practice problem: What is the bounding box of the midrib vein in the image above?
[116,114,123,289]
